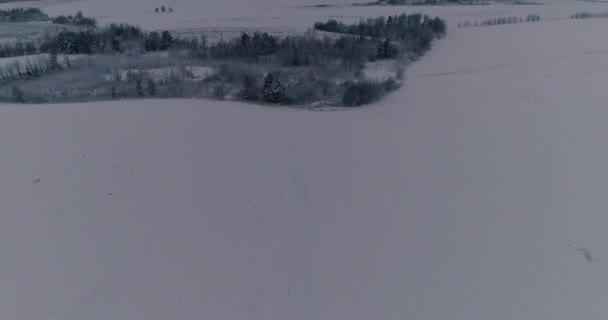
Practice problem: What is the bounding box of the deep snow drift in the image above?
[3,1,608,320]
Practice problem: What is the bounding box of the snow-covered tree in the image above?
[270,79,286,103]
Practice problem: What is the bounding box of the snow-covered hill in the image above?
[3,0,608,31]
[3,1,608,320]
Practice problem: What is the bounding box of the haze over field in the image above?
[2,0,608,319]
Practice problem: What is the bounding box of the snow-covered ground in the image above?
[4,0,608,31]
[0,54,84,68]
[3,0,608,320]
[363,60,401,81]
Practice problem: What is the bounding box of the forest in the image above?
[0,10,446,106]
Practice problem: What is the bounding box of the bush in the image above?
[342,80,385,106]
[212,84,226,100]
[51,11,97,27]
[11,85,25,103]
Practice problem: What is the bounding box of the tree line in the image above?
[314,14,445,55]
[3,9,447,107]
[0,7,48,22]
[51,11,97,27]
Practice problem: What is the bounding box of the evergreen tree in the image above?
[270,79,286,104]
[159,31,174,50]
[136,78,145,97]
[262,73,274,102]
[241,75,258,101]
[240,33,251,56]
[145,31,161,51]
[147,79,157,96]
[111,38,121,52]
[377,38,393,59]
[262,73,286,103]
[161,6,166,12]
[200,35,208,59]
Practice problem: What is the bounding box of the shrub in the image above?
[212,84,226,100]
[342,81,385,106]
[341,79,399,106]
[11,85,25,103]
[52,11,97,27]
[147,79,157,96]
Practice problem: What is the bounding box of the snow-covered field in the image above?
[4,0,608,31]
[3,0,608,319]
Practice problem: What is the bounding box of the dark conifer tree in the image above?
[241,75,258,101]
[270,79,286,104]
[262,73,274,102]
[159,31,174,50]
[147,79,157,96]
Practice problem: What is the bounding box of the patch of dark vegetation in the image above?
[458,14,540,27]
[154,6,174,13]
[0,8,96,26]
[44,23,143,54]
[342,79,399,106]
[0,10,445,107]
[52,11,97,27]
[0,7,48,22]
[314,14,446,56]
[571,11,608,19]
[0,41,39,57]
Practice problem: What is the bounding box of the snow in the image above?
[362,60,400,81]
[0,54,85,72]
[3,0,608,320]
[0,53,49,67]
[5,0,608,32]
